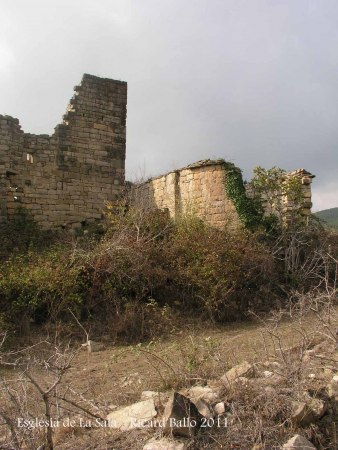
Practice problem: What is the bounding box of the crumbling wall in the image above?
[0,74,127,228]
[133,160,240,228]
[284,169,314,220]
[1,74,314,231]
[133,160,314,229]
[245,168,315,223]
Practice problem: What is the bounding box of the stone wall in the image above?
[0,74,126,228]
[0,74,314,231]
[284,169,314,221]
[133,160,240,228]
[133,160,314,229]
[245,168,315,223]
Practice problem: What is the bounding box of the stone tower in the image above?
[0,74,127,228]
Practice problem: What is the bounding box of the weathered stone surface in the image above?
[106,398,157,430]
[0,74,126,228]
[328,375,338,399]
[282,434,316,449]
[0,73,314,231]
[133,162,314,231]
[291,398,326,427]
[141,391,160,400]
[163,392,202,438]
[262,370,274,378]
[262,374,285,387]
[143,437,187,450]
[180,385,220,419]
[192,397,213,419]
[309,398,327,420]
[184,385,220,404]
[214,402,226,415]
[291,402,310,427]
[221,361,255,387]
[132,160,240,230]
[263,360,282,371]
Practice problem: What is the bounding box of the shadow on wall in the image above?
[131,160,315,230]
[131,159,241,230]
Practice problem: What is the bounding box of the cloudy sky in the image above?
[1,0,337,211]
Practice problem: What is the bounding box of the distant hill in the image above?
[315,207,338,228]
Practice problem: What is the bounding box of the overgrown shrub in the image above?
[0,208,54,261]
[157,216,276,321]
[1,202,335,340]
[0,206,278,337]
[0,243,85,333]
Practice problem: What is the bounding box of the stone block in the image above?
[282,435,316,449]
[221,362,256,387]
[143,438,187,450]
[163,392,202,438]
[106,399,157,430]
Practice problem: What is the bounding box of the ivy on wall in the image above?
[223,161,263,230]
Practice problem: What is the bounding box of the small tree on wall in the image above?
[251,166,304,226]
[250,167,325,288]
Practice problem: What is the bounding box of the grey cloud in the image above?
[0,0,337,210]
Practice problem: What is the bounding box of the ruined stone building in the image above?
[133,160,314,229]
[0,74,126,228]
[0,74,314,230]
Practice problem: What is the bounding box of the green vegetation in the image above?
[0,207,276,338]
[223,163,305,233]
[0,190,336,341]
[251,166,304,228]
[0,178,336,450]
[315,207,338,228]
[0,208,54,261]
[222,161,263,230]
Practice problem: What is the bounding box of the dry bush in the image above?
[0,336,108,450]
[197,280,337,450]
[61,204,278,340]
[2,196,334,341]
[133,333,228,392]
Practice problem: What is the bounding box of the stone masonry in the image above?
[0,74,314,231]
[0,74,126,228]
[245,168,315,223]
[133,160,241,229]
[133,160,314,229]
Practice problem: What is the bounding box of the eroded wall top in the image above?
[132,159,315,230]
[0,74,127,228]
[133,159,241,229]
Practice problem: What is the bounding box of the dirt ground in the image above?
[1,308,337,449]
[54,310,336,449]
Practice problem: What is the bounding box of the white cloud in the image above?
[0,42,15,76]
